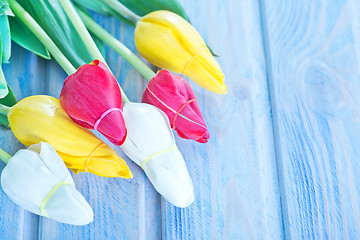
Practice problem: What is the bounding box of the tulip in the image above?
[142,70,210,143]
[120,102,194,208]
[60,60,127,146]
[134,10,226,94]
[8,95,132,178]
[75,11,210,142]
[1,142,93,225]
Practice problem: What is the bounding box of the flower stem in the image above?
[59,0,106,64]
[0,147,11,164]
[102,0,141,25]
[59,0,130,103]
[0,103,10,116]
[8,0,77,75]
[0,104,10,128]
[0,67,9,98]
[77,8,156,81]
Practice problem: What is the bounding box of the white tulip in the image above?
[1,142,93,225]
[121,102,194,208]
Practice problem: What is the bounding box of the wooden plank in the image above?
[0,45,45,239]
[261,0,360,238]
[161,0,284,239]
[38,14,162,240]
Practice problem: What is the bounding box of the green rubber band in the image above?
[141,146,178,169]
[40,181,70,218]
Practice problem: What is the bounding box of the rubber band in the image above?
[94,108,123,131]
[182,47,207,75]
[172,99,196,129]
[41,181,70,218]
[141,146,178,169]
[85,142,107,172]
[145,86,207,129]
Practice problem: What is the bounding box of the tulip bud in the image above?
[142,70,209,143]
[8,95,132,178]
[1,142,93,225]
[60,60,127,146]
[135,10,226,94]
[120,102,194,208]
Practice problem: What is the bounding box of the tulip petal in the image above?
[142,148,194,208]
[44,183,93,225]
[0,144,94,225]
[135,10,226,93]
[121,103,174,163]
[60,61,127,146]
[121,102,194,207]
[28,142,75,187]
[8,95,132,178]
[1,149,55,216]
[143,70,210,143]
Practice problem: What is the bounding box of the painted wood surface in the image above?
[161,0,283,239]
[0,46,43,240]
[1,0,360,239]
[261,0,360,239]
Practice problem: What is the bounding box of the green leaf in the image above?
[0,1,17,126]
[0,113,9,127]
[91,32,105,58]
[118,0,218,55]
[73,0,134,26]
[73,0,217,56]
[72,0,114,16]
[74,0,189,26]
[0,24,9,98]
[9,16,51,59]
[13,0,104,69]
[0,0,14,16]
[0,15,11,63]
[207,44,217,57]
[0,85,16,107]
[76,7,106,57]
[118,0,189,20]
[0,85,17,128]
[0,2,11,98]
[0,67,9,98]
[118,0,217,55]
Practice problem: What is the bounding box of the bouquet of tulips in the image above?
[0,0,226,225]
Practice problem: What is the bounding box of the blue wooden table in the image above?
[1,0,360,239]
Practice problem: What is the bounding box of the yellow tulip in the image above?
[134,10,226,94]
[8,95,133,179]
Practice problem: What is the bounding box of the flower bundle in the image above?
[0,0,226,225]
[0,142,93,225]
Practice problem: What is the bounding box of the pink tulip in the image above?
[60,60,127,145]
[142,70,209,143]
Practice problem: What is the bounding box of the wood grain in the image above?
[0,45,46,240]
[261,0,360,238]
[0,0,286,239]
[161,0,284,239]
[3,0,360,239]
